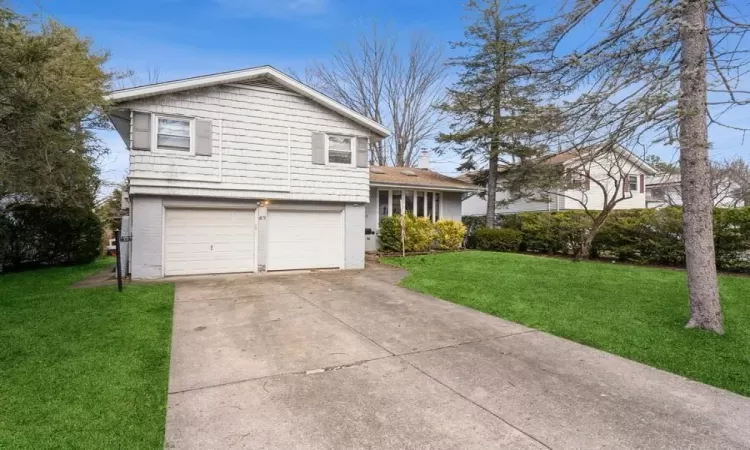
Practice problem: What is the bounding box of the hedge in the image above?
[0,203,102,272]
[379,215,465,253]
[463,207,750,273]
[474,228,523,252]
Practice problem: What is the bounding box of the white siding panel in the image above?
[345,204,365,269]
[122,84,373,202]
[131,196,164,279]
[441,192,463,221]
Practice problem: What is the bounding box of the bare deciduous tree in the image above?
[536,0,750,334]
[504,142,650,259]
[305,25,446,167]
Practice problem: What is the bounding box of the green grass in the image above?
[384,251,750,397]
[0,259,174,449]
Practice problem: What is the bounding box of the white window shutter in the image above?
[356,137,369,168]
[311,132,326,165]
[195,119,212,156]
[132,112,151,150]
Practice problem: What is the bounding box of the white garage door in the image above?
[267,209,343,271]
[165,208,256,276]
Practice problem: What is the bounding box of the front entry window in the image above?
[378,190,389,221]
[377,189,443,222]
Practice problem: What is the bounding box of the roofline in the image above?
[370,182,477,193]
[561,145,658,175]
[105,66,390,138]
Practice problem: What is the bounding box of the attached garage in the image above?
[164,208,256,276]
[266,208,344,271]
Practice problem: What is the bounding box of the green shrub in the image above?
[378,216,402,252]
[714,207,750,272]
[0,203,102,272]
[378,214,436,253]
[519,211,592,254]
[404,214,436,252]
[435,219,466,250]
[474,228,523,252]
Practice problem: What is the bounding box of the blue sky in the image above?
[10,0,750,194]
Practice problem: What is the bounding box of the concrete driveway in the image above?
[165,265,750,450]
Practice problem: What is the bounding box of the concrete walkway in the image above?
[165,265,750,449]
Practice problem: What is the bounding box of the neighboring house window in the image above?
[328,135,353,164]
[628,175,638,192]
[156,117,191,151]
[571,174,589,191]
[377,189,443,222]
[650,187,665,201]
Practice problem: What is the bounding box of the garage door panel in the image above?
[165,208,256,276]
[267,210,343,271]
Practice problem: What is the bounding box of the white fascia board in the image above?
[370,182,477,193]
[105,66,390,138]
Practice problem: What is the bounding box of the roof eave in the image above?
[370,182,477,192]
[105,66,390,138]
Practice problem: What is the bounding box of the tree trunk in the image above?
[486,154,498,227]
[678,0,723,334]
[576,210,609,260]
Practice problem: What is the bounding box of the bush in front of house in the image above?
[435,219,467,250]
[474,227,523,252]
[378,215,464,253]
[404,214,436,252]
[518,210,593,255]
[464,207,750,273]
[0,203,102,272]
[378,215,403,253]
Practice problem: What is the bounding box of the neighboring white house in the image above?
[107,66,390,279]
[462,147,658,216]
[646,174,746,208]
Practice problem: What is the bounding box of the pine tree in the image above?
[438,0,555,228]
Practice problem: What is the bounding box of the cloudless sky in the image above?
[10,0,750,195]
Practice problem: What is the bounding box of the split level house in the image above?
[462,147,658,216]
[107,66,473,279]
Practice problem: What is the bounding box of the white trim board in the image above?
[105,66,390,138]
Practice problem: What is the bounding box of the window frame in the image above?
[326,134,355,166]
[152,114,195,154]
[376,188,444,224]
[628,175,639,193]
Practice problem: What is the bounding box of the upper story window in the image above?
[328,135,353,164]
[157,117,191,151]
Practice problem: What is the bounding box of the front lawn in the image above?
[384,251,750,397]
[0,259,174,449]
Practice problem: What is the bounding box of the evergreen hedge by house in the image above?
[463,207,750,273]
[0,203,102,272]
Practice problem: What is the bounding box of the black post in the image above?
[115,229,123,292]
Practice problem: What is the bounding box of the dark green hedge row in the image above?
[463,207,750,273]
[0,203,101,272]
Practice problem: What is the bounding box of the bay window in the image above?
[377,189,444,223]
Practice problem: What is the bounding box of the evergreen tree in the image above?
[438,0,556,227]
[0,5,113,208]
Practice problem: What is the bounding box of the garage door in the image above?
[165,208,256,276]
[267,209,343,271]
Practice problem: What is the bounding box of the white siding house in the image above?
[646,174,746,208]
[462,147,657,217]
[106,66,389,279]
